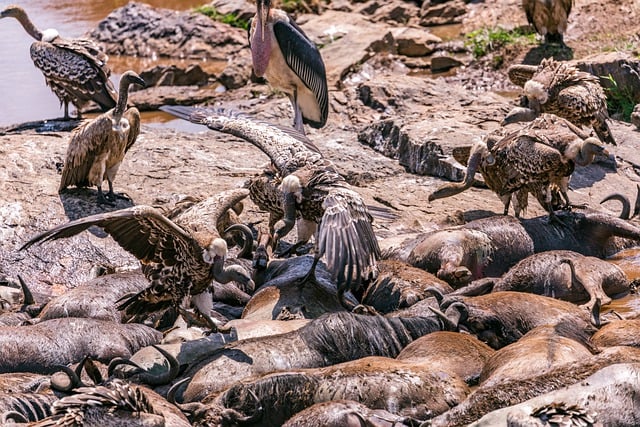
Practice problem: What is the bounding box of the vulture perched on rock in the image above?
[504,58,617,146]
[522,0,573,46]
[59,71,145,206]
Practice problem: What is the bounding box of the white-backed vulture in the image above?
[160,105,380,312]
[59,71,145,206]
[20,205,255,329]
[504,58,616,145]
[0,5,117,119]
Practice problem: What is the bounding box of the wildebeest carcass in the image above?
[178,311,448,402]
[429,346,640,427]
[176,355,470,426]
[396,331,495,385]
[477,321,596,387]
[282,400,420,427]
[390,208,640,287]
[471,363,640,426]
[434,291,594,349]
[0,317,160,373]
[481,250,630,311]
[38,271,149,322]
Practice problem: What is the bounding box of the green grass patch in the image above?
[194,5,249,30]
[465,27,536,58]
[602,74,635,122]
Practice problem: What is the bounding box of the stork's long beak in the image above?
[257,0,269,42]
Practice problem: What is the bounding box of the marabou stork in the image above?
[249,0,329,134]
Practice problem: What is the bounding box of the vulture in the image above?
[430,114,608,220]
[249,0,328,134]
[522,0,573,46]
[504,58,617,145]
[20,203,255,329]
[59,71,145,206]
[160,105,380,311]
[1,4,117,119]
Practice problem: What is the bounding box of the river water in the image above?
[0,0,208,127]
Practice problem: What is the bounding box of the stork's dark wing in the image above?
[160,105,323,175]
[20,205,203,268]
[317,187,380,292]
[273,19,328,128]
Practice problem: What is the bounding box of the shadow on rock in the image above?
[0,118,82,135]
[59,189,135,237]
[523,44,574,65]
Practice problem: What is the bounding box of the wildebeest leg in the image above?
[561,259,611,325]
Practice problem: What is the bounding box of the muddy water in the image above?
[0,0,210,127]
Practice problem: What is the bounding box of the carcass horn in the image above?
[224,223,255,259]
[600,193,631,219]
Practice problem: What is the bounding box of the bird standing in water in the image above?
[249,0,329,134]
[59,71,145,206]
[0,4,117,119]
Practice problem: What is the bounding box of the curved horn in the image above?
[1,411,28,424]
[81,355,104,385]
[430,301,468,331]
[600,193,631,219]
[138,345,180,386]
[16,275,34,306]
[425,286,445,306]
[51,364,85,391]
[428,306,458,331]
[167,377,207,415]
[429,141,486,202]
[107,357,144,378]
[224,223,254,259]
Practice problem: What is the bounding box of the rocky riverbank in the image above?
[2,0,640,294]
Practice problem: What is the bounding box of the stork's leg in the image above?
[290,89,305,135]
